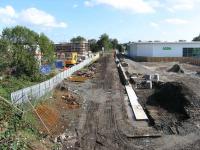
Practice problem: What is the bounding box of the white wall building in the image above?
[127,42,200,58]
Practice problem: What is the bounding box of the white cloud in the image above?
[0,5,16,24]
[150,22,159,28]
[166,0,199,12]
[19,8,67,28]
[0,5,67,28]
[84,0,200,13]
[84,0,156,13]
[147,0,162,8]
[0,5,16,17]
[164,18,188,25]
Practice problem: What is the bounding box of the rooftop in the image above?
[130,41,200,44]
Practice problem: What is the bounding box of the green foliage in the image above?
[117,44,125,52]
[0,39,12,74]
[88,34,123,52]
[0,112,37,149]
[193,34,200,41]
[1,26,40,79]
[70,36,86,42]
[39,33,55,64]
[111,38,118,49]
[88,39,99,52]
[97,33,112,51]
[0,26,55,81]
[2,26,39,49]
[0,77,37,100]
[0,99,40,149]
[0,101,24,149]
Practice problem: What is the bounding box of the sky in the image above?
[0,0,200,43]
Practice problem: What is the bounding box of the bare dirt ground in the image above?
[62,55,138,149]
[45,54,200,150]
[58,55,162,150]
[122,56,200,150]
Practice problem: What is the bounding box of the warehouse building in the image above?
[127,42,200,58]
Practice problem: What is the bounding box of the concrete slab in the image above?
[125,85,148,120]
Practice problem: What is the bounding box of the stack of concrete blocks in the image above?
[143,74,160,89]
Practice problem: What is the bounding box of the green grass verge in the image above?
[0,77,38,100]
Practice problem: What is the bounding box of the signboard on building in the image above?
[163,47,172,50]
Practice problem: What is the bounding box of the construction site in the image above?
[27,52,200,150]
[2,1,200,149]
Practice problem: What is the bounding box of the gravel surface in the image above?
[121,56,200,150]
[56,55,200,150]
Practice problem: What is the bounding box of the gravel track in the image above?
[78,55,136,150]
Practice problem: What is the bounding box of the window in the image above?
[183,48,200,57]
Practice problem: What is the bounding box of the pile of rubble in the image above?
[75,64,97,78]
[68,76,88,82]
[120,58,129,67]
[168,64,184,73]
[128,71,160,89]
[61,93,79,106]
[54,130,79,149]
[196,71,200,76]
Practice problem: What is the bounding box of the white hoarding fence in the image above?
[11,54,99,104]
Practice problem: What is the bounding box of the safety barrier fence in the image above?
[11,54,99,104]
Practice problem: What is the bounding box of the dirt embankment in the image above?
[167,64,184,73]
[145,81,200,136]
[35,84,82,136]
[147,82,193,117]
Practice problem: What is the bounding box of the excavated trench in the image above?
[147,82,192,117]
[146,82,198,135]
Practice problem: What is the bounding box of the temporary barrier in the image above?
[11,54,99,104]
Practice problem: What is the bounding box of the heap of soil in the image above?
[147,82,193,117]
[196,71,200,76]
[167,64,184,73]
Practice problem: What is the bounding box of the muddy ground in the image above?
[122,56,200,149]
[46,54,200,150]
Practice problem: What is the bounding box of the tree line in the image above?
[70,33,124,52]
[193,34,200,41]
[0,26,123,81]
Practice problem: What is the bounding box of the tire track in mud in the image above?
[79,55,136,150]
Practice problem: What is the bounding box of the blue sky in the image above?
[0,0,200,43]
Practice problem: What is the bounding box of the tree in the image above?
[39,33,55,64]
[88,39,99,52]
[117,44,123,52]
[111,39,118,49]
[70,36,86,43]
[1,26,40,77]
[0,26,55,80]
[97,33,112,51]
[193,34,200,41]
[0,39,12,74]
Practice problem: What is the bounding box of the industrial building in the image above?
[127,42,200,58]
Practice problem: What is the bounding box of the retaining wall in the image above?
[129,56,200,66]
